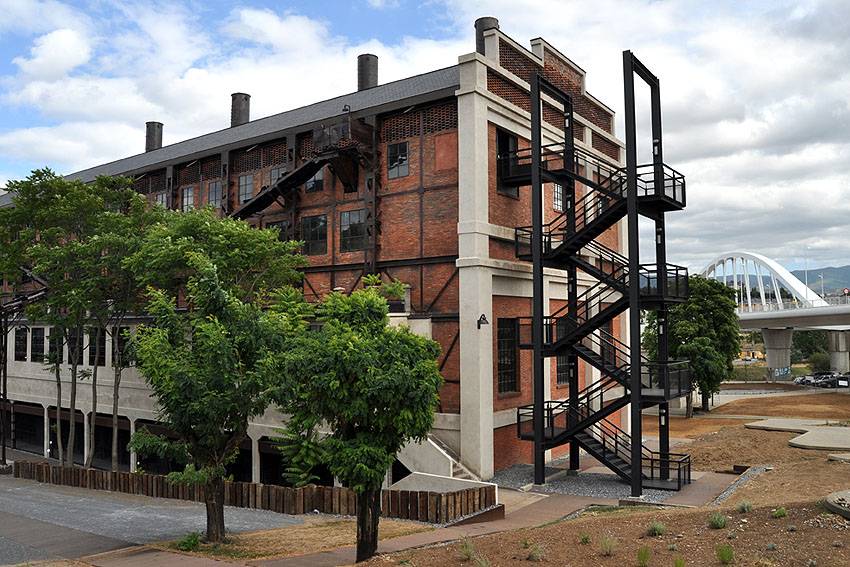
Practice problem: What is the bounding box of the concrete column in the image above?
[83,412,90,463]
[43,405,50,458]
[250,434,261,484]
[129,419,137,472]
[762,328,793,377]
[829,331,850,373]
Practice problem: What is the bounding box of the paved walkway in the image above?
[744,418,850,451]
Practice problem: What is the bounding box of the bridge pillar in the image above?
[762,328,793,380]
[829,331,850,373]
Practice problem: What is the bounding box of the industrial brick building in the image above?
[2,18,631,483]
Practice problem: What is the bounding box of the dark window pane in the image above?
[556,354,569,385]
[207,180,222,208]
[239,174,254,203]
[553,183,564,212]
[497,319,518,393]
[48,328,63,364]
[266,220,290,241]
[270,167,286,185]
[112,326,132,367]
[300,214,327,255]
[305,168,324,193]
[68,330,84,366]
[88,327,106,367]
[30,328,45,364]
[181,187,194,211]
[388,142,409,179]
[340,209,367,252]
[14,327,27,362]
[496,129,519,198]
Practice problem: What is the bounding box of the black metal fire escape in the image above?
[507,53,693,495]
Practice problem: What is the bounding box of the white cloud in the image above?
[12,28,90,80]
[367,0,400,8]
[0,0,89,37]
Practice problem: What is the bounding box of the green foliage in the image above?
[636,546,651,567]
[737,501,752,514]
[715,543,734,564]
[126,428,189,467]
[600,536,616,557]
[579,533,591,545]
[771,507,787,519]
[176,532,202,551]
[458,537,476,562]
[808,352,830,373]
[792,330,828,363]
[643,276,739,409]
[647,520,667,536]
[673,558,686,567]
[472,555,491,567]
[766,543,777,551]
[274,428,327,487]
[362,273,382,287]
[380,278,406,301]
[526,543,544,562]
[668,543,678,552]
[708,512,727,529]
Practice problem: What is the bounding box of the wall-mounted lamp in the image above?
[477,314,489,329]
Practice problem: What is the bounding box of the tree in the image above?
[271,289,443,562]
[808,351,831,373]
[791,330,828,364]
[643,276,739,413]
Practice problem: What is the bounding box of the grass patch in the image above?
[579,533,591,545]
[636,546,651,567]
[673,558,686,567]
[716,543,735,564]
[175,532,201,552]
[647,520,667,536]
[708,512,728,529]
[737,501,753,514]
[771,507,787,519]
[458,537,476,562]
[526,543,545,562]
[600,535,617,557]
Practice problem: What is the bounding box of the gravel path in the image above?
[712,464,770,505]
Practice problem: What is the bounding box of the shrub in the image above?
[766,543,777,551]
[647,520,667,536]
[708,512,727,529]
[637,546,651,567]
[473,555,491,567]
[668,543,678,552]
[458,537,476,562]
[600,536,617,557]
[579,533,591,545]
[809,352,830,373]
[527,543,545,562]
[716,543,735,565]
[176,532,201,552]
[674,558,686,567]
[772,507,787,519]
[737,501,752,513]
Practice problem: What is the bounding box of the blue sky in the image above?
[0,0,848,270]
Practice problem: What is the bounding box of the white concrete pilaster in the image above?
[43,405,49,458]
[129,418,137,472]
[83,411,90,462]
[762,328,793,374]
[250,434,261,484]
[829,331,850,373]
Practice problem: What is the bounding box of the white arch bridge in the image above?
[701,251,850,375]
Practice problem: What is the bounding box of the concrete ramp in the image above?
[745,418,850,452]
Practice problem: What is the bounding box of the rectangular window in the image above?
[68,330,84,366]
[30,328,45,364]
[14,327,27,362]
[340,209,367,252]
[111,326,131,367]
[300,214,327,256]
[553,183,565,213]
[496,129,519,198]
[181,187,194,212]
[270,167,286,185]
[556,354,570,386]
[207,180,222,208]
[497,318,519,393]
[154,192,167,207]
[305,168,324,193]
[238,174,254,204]
[88,327,106,367]
[266,220,290,241]
[387,142,409,179]
[49,328,63,364]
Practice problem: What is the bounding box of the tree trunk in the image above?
[701,391,710,412]
[85,328,102,469]
[111,365,122,472]
[355,487,382,562]
[204,476,226,543]
[67,363,77,467]
[685,391,694,419]
[54,364,64,466]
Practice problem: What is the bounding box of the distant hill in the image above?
[790,265,850,294]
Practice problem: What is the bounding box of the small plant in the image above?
[674,558,686,567]
[527,543,545,562]
[362,273,382,287]
[766,543,777,551]
[716,543,735,565]
[787,525,797,532]
[458,537,476,562]
[737,501,752,513]
[176,532,201,552]
[521,538,531,549]
[668,543,678,552]
[708,512,728,529]
[647,520,667,536]
[636,546,651,567]
[600,536,617,557]
[381,278,406,301]
[579,533,591,545]
[473,555,492,567]
[771,507,787,519]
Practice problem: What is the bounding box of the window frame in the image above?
[30,327,45,364]
[553,183,565,213]
[387,141,409,179]
[181,186,194,212]
[496,129,519,199]
[88,327,106,367]
[497,318,519,394]
[270,166,286,185]
[154,192,167,207]
[207,180,222,208]
[556,354,570,386]
[305,168,324,193]
[339,209,368,252]
[111,326,132,368]
[14,327,27,362]
[48,328,63,364]
[265,220,290,242]
[300,214,328,256]
[238,174,254,204]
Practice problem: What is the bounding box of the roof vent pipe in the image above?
[145,121,163,152]
[474,16,499,55]
[357,54,378,91]
[231,93,251,127]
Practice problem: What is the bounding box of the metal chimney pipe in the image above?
[145,121,163,152]
[231,93,251,127]
[357,54,378,91]
[474,17,499,55]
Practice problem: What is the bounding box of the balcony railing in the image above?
[641,360,692,400]
[635,163,686,208]
[638,264,689,302]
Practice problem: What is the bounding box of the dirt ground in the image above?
[713,392,850,419]
[721,382,804,392]
[642,415,750,438]
[369,502,850,567]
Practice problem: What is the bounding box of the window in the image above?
[14,327,27,362]
[300,215,327,256]
[553,183,565,213]
[340,209,367,252]
[181,187,194,211]
[497,319,518,393]
[238,174,254,204]
[305,168,324,193]
[266,220,290,241]
[270,167,286,185]
[49,328,63,364]
[30,328,45,364]
[154,192,167,207]
[207,180,222,208]
[387,142,409,179]
[67,330,84,365]
[496,129,518,198]
[556,354,570,386]
[88,328,106,367]
[112,326,131,367]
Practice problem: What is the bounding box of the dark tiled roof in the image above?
[0,192,13,208]
[66,66,460,183]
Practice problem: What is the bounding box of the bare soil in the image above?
[369,502,850,567]
[721,382,804,391]
[713,392,850,419]
[642,415,750,438]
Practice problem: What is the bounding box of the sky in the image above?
[0,0,848,272]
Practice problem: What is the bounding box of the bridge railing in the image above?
[737,295,850,313]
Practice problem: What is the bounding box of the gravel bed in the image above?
[491,463,563,490]
[712,464,770,505]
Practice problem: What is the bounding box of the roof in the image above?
[66,65,460,183]
[0,192,13,208]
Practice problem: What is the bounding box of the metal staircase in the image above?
[508,58,693,494]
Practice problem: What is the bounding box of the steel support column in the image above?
[530,72,546,485]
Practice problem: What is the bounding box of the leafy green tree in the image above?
[808,351,831,373]
[129,254,302,542]
[791,330,828,364]
[271,289,442,562]
[644,276,739,413]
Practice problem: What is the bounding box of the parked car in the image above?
[811,371,839,387]
[794,374,811,385]
[838,374,850,388]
